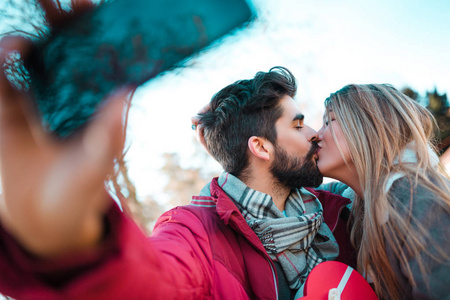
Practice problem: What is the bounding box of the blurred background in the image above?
[1,0,449,232]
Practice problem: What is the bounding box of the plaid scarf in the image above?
[217,172,339,290]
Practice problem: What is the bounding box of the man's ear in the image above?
[248,136,273,161]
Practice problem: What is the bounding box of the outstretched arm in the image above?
[0,35,132,257]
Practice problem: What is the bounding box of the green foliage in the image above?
[402,87,419,100]
[402,87,450,153]
[427,89,449,116]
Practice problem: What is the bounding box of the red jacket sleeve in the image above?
[0,202,213,300]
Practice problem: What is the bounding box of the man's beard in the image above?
[270,142,323,189]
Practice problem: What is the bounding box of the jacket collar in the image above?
[191,177,269,255]
[191,178,352,248]
[213,178,269,253]
[305,187,351,232]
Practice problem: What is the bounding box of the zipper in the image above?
[266,257,278,300]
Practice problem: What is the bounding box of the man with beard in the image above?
[0,65,354,299]
[192,66,355,299]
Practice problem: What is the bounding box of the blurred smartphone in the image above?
[23,0,254,136]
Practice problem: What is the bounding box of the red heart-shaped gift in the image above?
[298,261,378,299]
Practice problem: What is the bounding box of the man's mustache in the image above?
[306,141,319,160]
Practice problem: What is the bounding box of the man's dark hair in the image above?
[199,66,297,177]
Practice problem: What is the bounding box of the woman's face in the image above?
[317,110,356,183]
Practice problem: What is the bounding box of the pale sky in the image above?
[126,0,450,201]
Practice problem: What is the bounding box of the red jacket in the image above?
[0,178,354,299]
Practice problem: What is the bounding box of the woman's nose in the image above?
[316,126,325,141]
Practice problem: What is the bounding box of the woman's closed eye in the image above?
[324,119,335,126]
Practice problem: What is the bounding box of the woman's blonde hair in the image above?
[325,84,450,299]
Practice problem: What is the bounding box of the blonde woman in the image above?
[317,84,450,299]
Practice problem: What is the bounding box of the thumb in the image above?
[195,123,209,153]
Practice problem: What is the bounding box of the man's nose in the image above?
[305,125,319,142]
